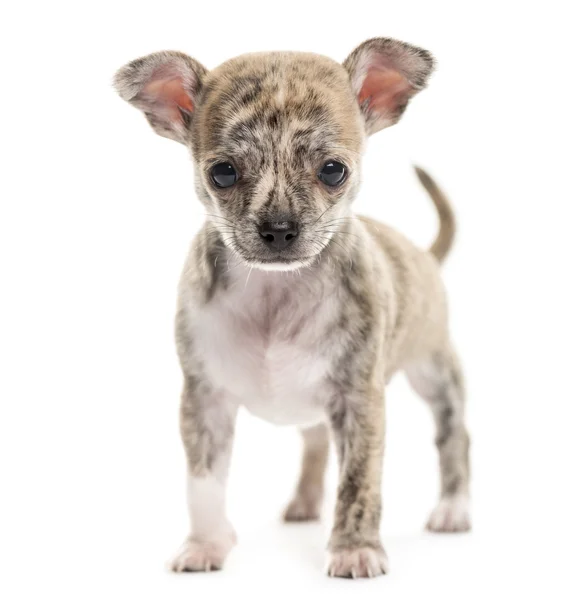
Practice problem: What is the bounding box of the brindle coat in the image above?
[114,38,470,578]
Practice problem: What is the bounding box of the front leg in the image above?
[169,375,238,572]
[326,385,388,578]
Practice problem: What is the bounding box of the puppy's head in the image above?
[115,39,434,271]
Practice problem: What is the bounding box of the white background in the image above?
[1,1,587,598]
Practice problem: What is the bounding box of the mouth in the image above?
[219,229,326,272]
[244,255,317,272]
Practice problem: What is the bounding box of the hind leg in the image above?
[405,345,471,532]
[284,423,330,522]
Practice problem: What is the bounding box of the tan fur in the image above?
[115,37,470,579]
[284,424,330,522]
[415,166,456,262]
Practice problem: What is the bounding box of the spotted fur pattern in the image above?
[114,37,471,579]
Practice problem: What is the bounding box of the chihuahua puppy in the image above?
[114,37,470,578]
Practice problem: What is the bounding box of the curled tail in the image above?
[414,166,456,263]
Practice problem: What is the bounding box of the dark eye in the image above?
[210,162,238,188]
[318,161,347,186]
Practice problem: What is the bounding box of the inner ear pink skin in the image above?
[358,66,412,114]
[144,76,194,121]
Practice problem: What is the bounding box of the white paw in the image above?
[326,546,388,578]
[283,493,322,522]
[168,531,236,572]
[427,494,471,532]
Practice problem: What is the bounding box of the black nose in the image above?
[259,222,299,251]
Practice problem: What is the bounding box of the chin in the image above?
[248,256,316,272]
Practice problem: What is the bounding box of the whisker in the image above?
[315,236,354,263]
[315,229,363,240]
[244,265,254,290]
[200,212,238,226]
[312,203,339,226]
[319,216,358,227]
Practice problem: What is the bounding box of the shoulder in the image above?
[177,224,227,308]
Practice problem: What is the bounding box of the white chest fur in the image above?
[191,266,338,426]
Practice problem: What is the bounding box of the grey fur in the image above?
[284,424,330,522]
[114,37,471,579]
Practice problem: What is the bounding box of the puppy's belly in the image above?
[242,389,326,427]
[198,322,329,427]
[217,344,327,426]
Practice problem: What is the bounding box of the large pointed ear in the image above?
[114,51,208,144]
[343,38,435,135]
